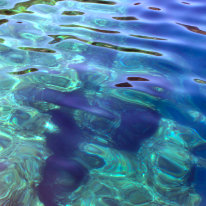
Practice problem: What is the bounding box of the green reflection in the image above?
[0,0,63,15]
[0,38,5,43]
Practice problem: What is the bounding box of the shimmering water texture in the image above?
[1,0,206,205]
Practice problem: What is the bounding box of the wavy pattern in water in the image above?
[0,0,206,205]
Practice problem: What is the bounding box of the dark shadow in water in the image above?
[32,86,161,203]
[33,89,111,205]
[38,155,88,206]
[193,167,206,206]
[112,107,160,151]
[38,108,88,206]
[46,109,82,156]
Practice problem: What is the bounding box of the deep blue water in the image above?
[0,0,206,205]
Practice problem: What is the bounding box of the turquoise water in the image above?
[0,0,206,205]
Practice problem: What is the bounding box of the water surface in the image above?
[0,0,206,205]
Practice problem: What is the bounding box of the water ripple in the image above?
[177,22,206,35]
[60,24,120,34]
[1,0,206,205]
[73,0,117,5]
[48,34,162,56]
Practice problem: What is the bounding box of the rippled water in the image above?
[1,0,206,205]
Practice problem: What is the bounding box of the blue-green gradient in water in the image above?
[0,0,206,205]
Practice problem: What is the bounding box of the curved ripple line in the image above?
[9,68,38,75]
[48,35,162,56]
[112,16,138,21]
[60,24,120,34]
[73,0,117,5]
[177,22,206,35]
[18,47,56,53]
[0,19,8,25]
[62,11,85,16]
[130,34,167,41]
[148,7,161,11]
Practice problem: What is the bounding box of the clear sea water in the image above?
[0,0,206,205]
